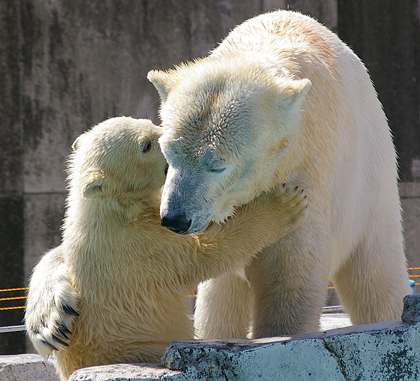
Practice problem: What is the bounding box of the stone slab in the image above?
[0,354,58,381]
[67,319,420,381]
[69,364,183,381]
[401,294,420,323]
[2,318,420,380]
[161,320,420,381]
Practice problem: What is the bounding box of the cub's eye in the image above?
[142,141,152,153]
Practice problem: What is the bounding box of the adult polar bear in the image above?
[148,10,410,338]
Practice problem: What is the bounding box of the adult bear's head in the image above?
[148,58,311,234]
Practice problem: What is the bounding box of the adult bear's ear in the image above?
[83,176,104,199]
[277,78,312,111]
[273,78,311,131]
[147,70,177,104]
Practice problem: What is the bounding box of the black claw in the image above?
[58,322,71,334]
[40,315,47,328]
[41,339,58,352]
[62,304,79,316]
[52,334,69,347]
[57,323,71,340]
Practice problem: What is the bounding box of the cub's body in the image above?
[26,117,307,379]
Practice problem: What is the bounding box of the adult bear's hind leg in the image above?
[333,226,411,325]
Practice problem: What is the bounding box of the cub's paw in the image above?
[269,184,308,230]
[25,265,79,357]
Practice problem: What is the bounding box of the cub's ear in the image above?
[72,136,81,151]
[83,177,104,199]
[147,70,176,104]
[71,133,87,151]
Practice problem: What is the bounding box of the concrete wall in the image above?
[337,1,420,290]
[400,183,420,272]
[337,0,420,183]
[0,0,419,354]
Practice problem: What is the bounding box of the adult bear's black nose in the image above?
[161,213,192,234]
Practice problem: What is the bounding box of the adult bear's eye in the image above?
[142,141,152,153]
[208,160,227,173]
[209,167,226,173]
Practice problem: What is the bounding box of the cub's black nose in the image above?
[161,214,192,234]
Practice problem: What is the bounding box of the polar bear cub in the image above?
[147,10,411,339]
[25,116,307,380]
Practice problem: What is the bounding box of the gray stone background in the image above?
[0,0,419,354]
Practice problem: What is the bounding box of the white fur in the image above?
[26,247,79,357]
[25,116,307,380]
[148,10,411,338]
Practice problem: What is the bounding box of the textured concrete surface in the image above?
[160,320,420,381]
[400,183,420,294]
[402,294,420,323]
[338,1,420,183]
[0,354,58,381]
[70,364,182,381]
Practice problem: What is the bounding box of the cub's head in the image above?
[148,59,311,234]
[69,117,166,207]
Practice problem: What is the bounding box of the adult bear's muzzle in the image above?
[161,212,192,234]
[160,165,213,234]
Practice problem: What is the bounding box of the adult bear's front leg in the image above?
[194,272,251,339]
[245,226,330,338]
